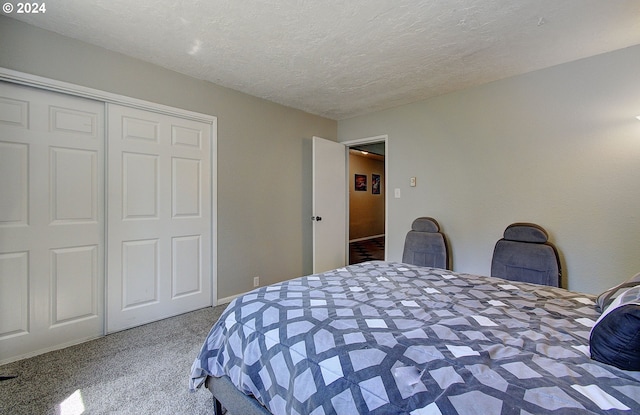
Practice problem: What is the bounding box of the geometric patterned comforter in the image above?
[190,261,640,414]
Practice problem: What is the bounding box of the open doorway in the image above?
[345,139,387,264]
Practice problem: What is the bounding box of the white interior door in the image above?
[107,104,212,333]
[312,136,347,273]
[0,82,104,363]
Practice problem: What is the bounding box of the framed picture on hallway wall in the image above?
[372,174,381,194]
[355,174,367,191]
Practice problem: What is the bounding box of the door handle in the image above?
[312,216,322,221]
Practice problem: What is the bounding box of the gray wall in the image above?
[0,16,337,300]
[339,45,640,294]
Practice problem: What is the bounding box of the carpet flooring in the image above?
[0,305,227,415]
[349,236,385,265]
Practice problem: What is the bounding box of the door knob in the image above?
[312,216,322,221]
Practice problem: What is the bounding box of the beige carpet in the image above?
[0,305,227,415]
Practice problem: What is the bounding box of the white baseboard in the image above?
[216,292,247,306]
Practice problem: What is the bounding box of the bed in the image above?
[190,261,640,414]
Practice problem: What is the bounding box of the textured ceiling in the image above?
[9,0,640,119]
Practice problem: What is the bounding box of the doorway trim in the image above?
[342,135,388,261]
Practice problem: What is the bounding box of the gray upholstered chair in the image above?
[402,217,449,269]
[490,222,561,287]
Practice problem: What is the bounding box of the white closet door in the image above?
[107,104,212,332]
[0,82,104,363]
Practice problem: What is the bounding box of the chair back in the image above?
[491,222,561,287]
[402,217,449,269]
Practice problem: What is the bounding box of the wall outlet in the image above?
[253,276,260,287]
[410,177,416,187]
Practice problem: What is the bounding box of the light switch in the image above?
[410,177,416,187]
[394,188,401,198]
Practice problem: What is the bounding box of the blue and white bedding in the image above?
[190,261,640,414]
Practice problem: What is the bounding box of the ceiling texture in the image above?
[9,0,640,120]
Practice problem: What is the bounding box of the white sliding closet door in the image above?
[107,104,212,333]
[0,82,104,363]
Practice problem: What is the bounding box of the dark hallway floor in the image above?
[349,236,385,265]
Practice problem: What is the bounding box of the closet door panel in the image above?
[50,147,98,223]
[121,239,159,308]
[0,82,104,364]
[122,152,159,219]
[0,252,29,338]
[0,142,28,226]
[51,245,99,324]
[172,157,201,217]
[172,235,201,297]
[107,104,212,333]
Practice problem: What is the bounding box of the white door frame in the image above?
[0,67,218,329]
[342,135,389,261]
